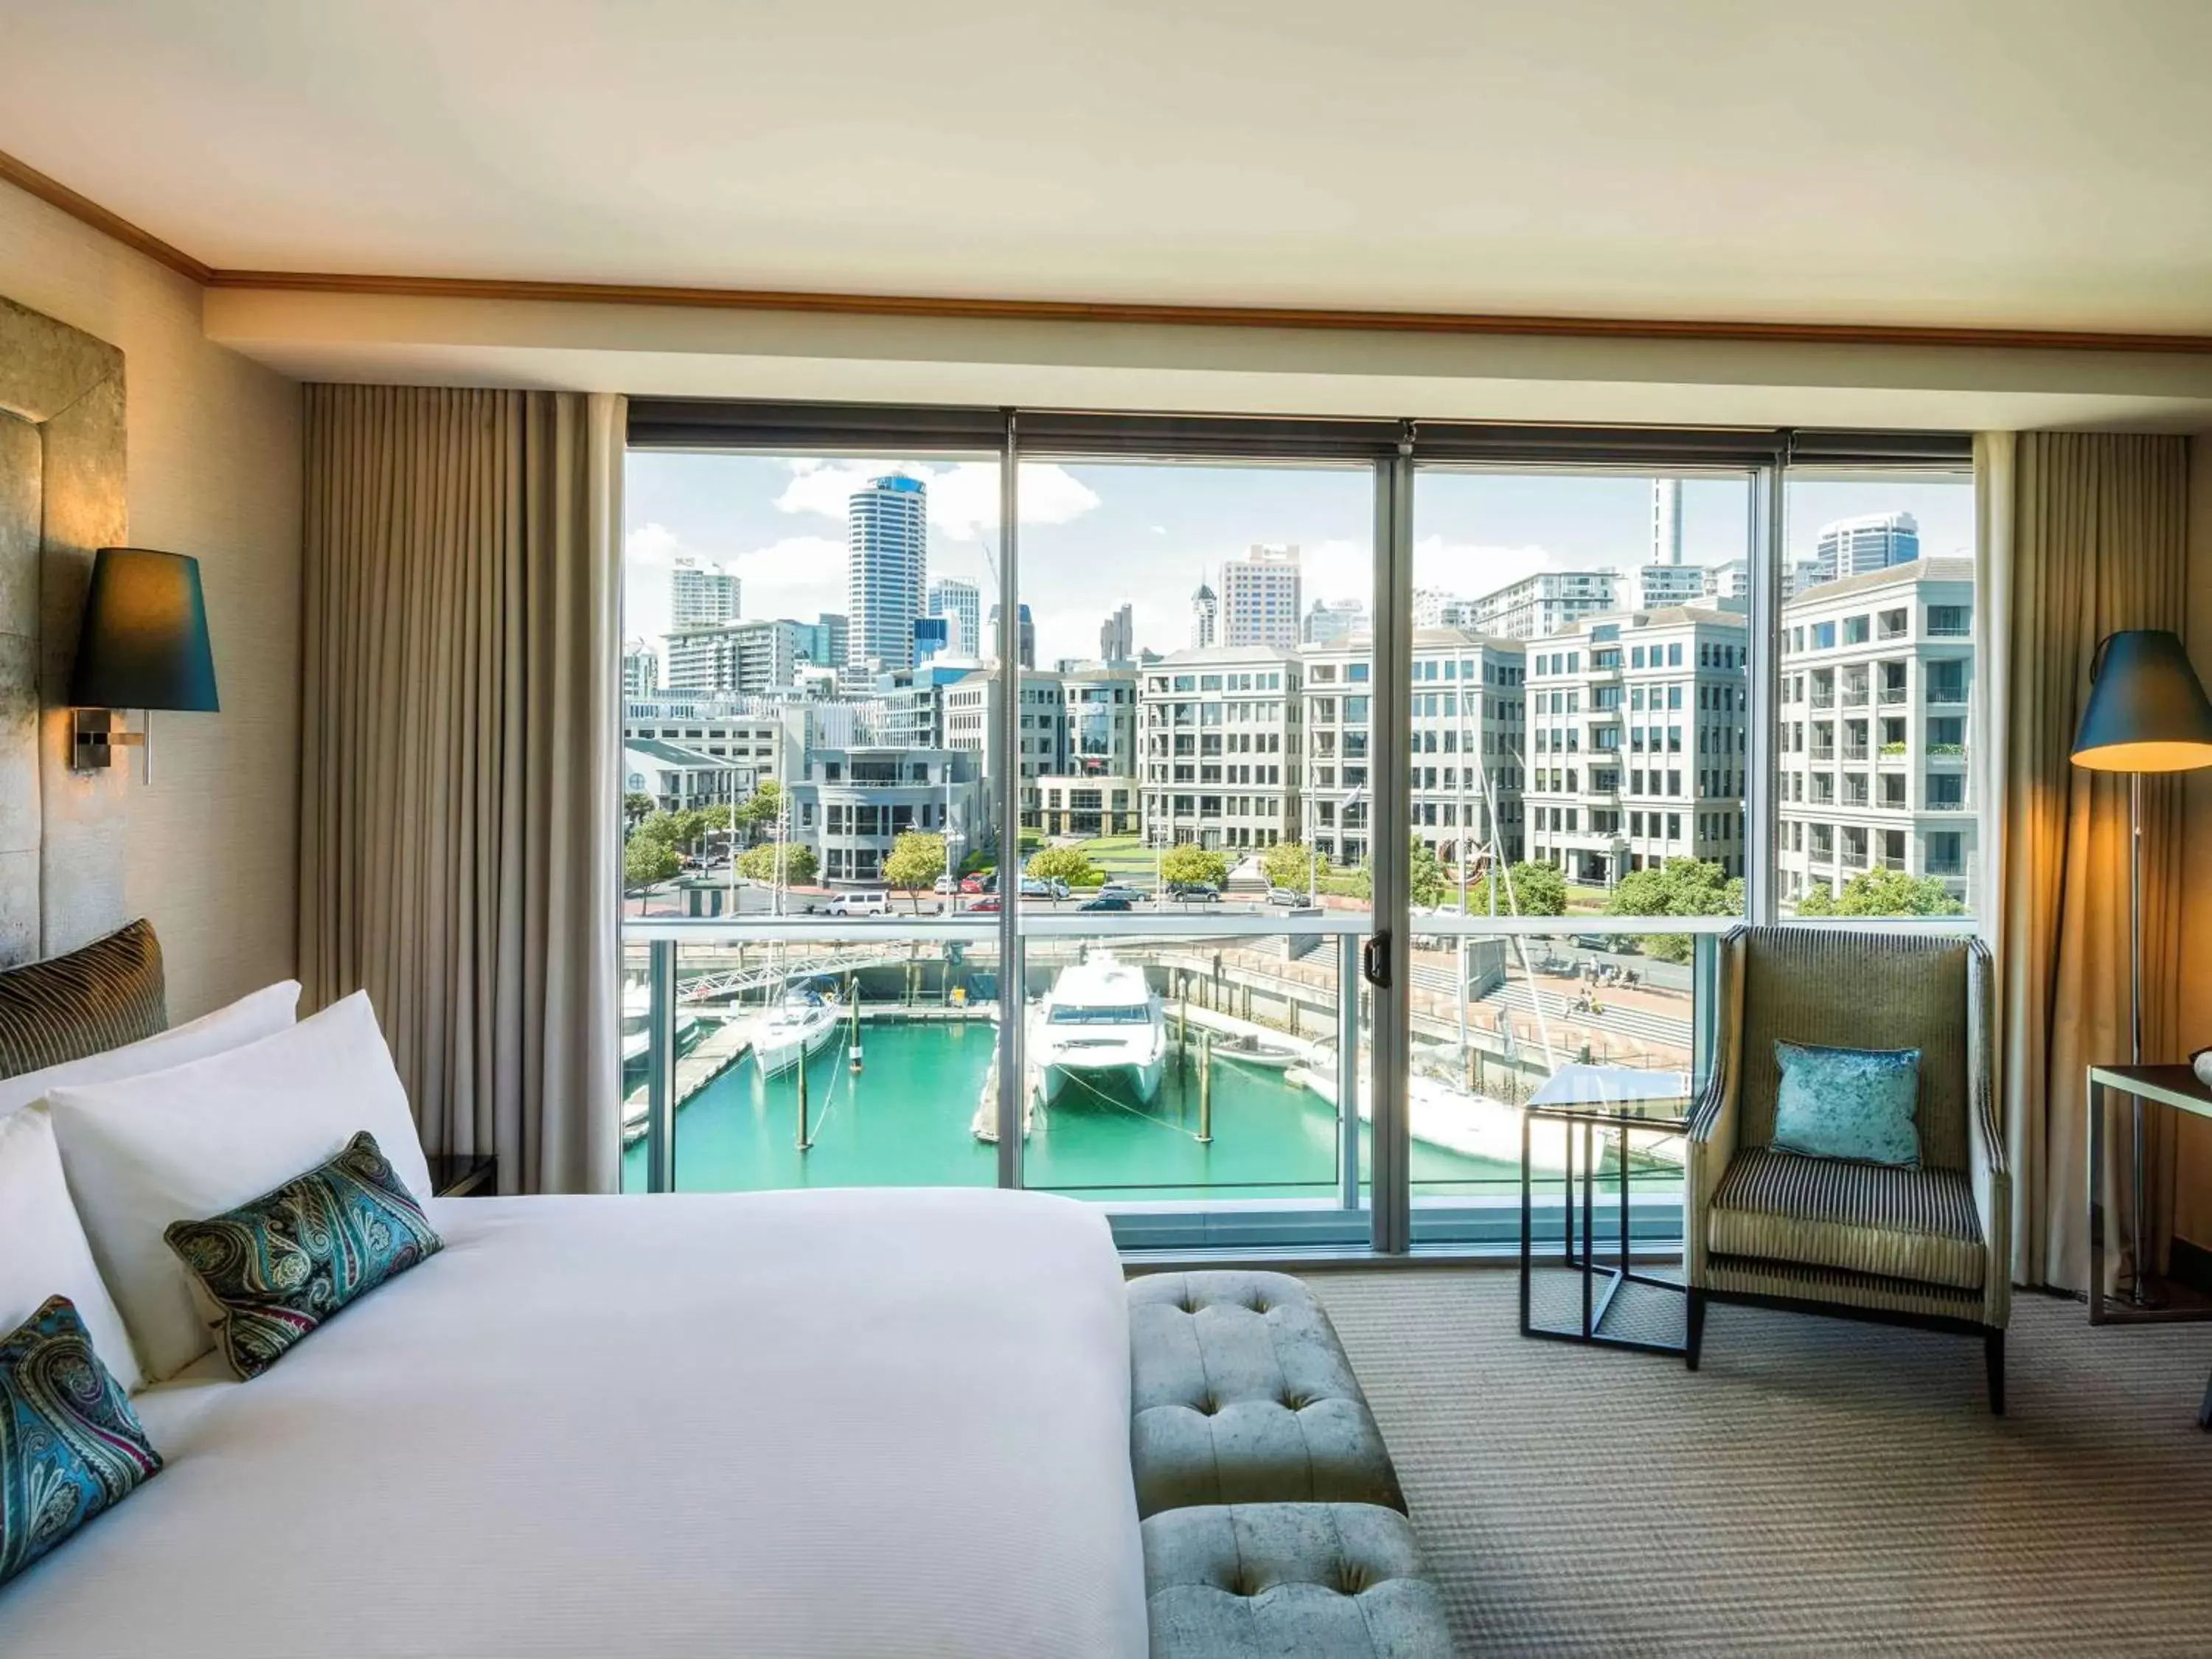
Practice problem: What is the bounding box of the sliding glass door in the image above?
[617,405,1978,1256]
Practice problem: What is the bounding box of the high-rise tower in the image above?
[1220,544,1301,647]
[928,577,981,658]
[1190,578,1219,649]
[848,474,928,673]
[1649,479,1683,567]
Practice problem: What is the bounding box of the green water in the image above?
[620,1019,1521,1200]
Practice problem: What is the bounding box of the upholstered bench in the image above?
[1128,1270,1405,1518]
[1143,1503,1455,1659]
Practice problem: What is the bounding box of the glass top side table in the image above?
[1519,1082,1691,1357]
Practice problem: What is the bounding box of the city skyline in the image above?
[625,454,1972,669]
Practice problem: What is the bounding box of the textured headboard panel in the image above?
[0,293,129,969]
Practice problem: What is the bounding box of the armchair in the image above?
[1683,925,2011,1412]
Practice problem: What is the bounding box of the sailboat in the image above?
[754,980,842,1077]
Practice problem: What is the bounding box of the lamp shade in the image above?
[2070,628,2212,773]
[66,548,218,712]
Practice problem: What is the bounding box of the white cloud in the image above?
[774,459,1100,541]
[1413,536,1571,597]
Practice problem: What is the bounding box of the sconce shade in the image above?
[2070,628,2212,773]
[66,548,219,712]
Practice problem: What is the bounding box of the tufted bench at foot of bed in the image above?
[1142,1503,1455,1659]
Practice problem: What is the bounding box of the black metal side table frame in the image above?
[1519,1102,1688,1356]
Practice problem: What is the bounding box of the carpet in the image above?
[1311,1267,2212,1657]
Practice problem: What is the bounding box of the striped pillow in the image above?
[0,921,167,1081]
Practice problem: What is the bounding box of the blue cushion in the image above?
[1,1295,162,1587]
[1771,1040,1922,1168]
[164,1131,442,1379]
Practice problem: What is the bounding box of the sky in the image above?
[624,453,1975,668]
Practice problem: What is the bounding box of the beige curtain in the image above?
[299,386,625,1194]
[1988,431,2189,1293]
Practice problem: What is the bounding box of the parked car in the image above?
[826,890,891,918]
[960,874,988,894]
[967,895,1001,913]
[1079,894,1133,912]
[933,874,959,894]
[1266,886,1304,906]
[1166,881,1220,902]
[1095,884,1144,903]
[1018,877,1071,901]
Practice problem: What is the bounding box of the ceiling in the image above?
[7,0,2212,333]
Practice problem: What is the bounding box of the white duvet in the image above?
[1,1188,1147,1659]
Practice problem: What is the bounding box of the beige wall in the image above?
[0,179,300,1020]
[2179,433,2212,1251]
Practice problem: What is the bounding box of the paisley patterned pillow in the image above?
[164,1131,443,1379]
[0,1295,163,1587]
[1772,1040,1922,1167]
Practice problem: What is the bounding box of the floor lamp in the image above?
[2069,629,2212,1306]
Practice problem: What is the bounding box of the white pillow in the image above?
[46,990,435,1382]
[0,978,302,1119]
[0,1107,145,1391]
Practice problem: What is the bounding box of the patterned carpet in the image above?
[1312,1267,2212,1657]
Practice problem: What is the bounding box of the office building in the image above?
[1300,629,1526,872]
[1219,543,1302,647]
[1138,646,1301,852]
[985,601,1036,669]
[1304,597,1368,646]
[669,556,740,629]
[1777,557,1976,910]
[927,577,981,658]
[1811,511,1921,586]
[1189,578,1218,648]
[1099,601,1135,664]
[847,473,928,672]
[622,640,658,698]
[1704,558,1750,604]
[1521,605,1751,886]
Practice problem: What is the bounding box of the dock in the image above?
[622,1014,753,1144]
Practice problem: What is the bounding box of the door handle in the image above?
[1361,933,1391,990]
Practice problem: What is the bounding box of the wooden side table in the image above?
[427,1152,498,1198]
[2086,1064,2212,1431]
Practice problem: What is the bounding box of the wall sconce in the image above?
[67,547,220,783]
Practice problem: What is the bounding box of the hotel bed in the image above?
[3,1185,1149,1658]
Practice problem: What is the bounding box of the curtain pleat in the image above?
[1992,431,2189,1293]
[299,386,624,1194]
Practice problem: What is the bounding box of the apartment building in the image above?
[664,617,804,695]
[1464,569,1619,640]
[622,640,658,698]
[1139,646,1301,852]
[1298,629,1528,871]
[1522,605,1750,885]
[1776,557,1976,908]
[669,556,740,628]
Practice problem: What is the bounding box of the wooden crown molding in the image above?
[0,147,212,285]
[10,144,2212,357]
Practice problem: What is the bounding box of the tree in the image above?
[622,791,655,830]
[1261,839,1312,894]
[1160,844,1230,890]
[1408,838,1446,909]
[698,803,732,835]
[884,831,947,910]
[1606,857,1745,963]
[734,779,782,844]
[635,807,706,852]
[1796,868,1964,919]
[1026,845,1100,888]
[1473,860,1568,918]
[624,835,681,891]
[737,841,818,886]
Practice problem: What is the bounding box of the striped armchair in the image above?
[1683,925,2011,1413]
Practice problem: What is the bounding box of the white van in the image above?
[827,889,891,918]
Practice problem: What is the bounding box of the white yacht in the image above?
[1032,956,1166,1106]
[621,984,703,1066]
[753,983,843,1077]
